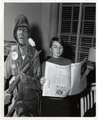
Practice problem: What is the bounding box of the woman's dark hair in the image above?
[49,37,64,48]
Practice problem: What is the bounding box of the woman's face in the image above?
[16,26,29,46]
[51,41,63,58]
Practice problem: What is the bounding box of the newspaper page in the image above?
[68,62,81,95]
[42,58,87,97]
[75,58,87,95]
[42,62,71,97]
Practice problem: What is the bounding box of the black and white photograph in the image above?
[0,0,96,118]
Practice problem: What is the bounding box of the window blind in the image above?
[58,3,96,62]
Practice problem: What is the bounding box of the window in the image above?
[58,3,96,62]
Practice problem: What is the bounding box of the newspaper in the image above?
[42,58,87,97]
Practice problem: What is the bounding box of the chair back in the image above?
[80,83,96,117]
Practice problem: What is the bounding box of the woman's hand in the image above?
[4,89,11,105]
[40,77,46,86]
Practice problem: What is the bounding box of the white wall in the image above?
[41,3,52,56]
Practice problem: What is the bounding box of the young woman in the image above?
[40,37,72,116]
